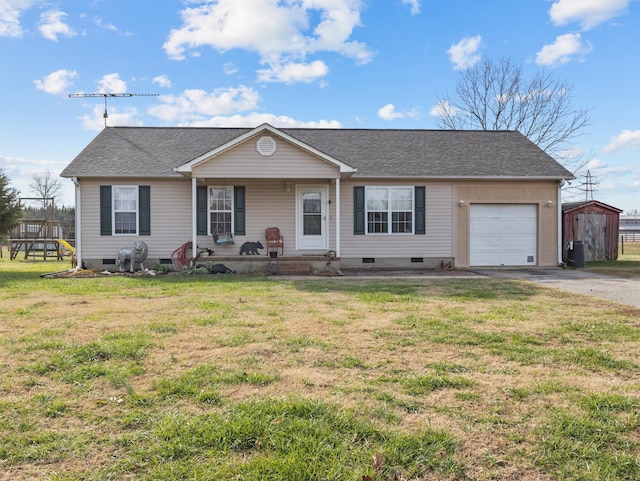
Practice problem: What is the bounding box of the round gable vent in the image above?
[256,135,276,156]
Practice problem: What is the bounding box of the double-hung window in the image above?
[100,185,150,236]
[366,186,414,234]
[196,185,245,236]
[209,187,233,235]
[113,186,138,235]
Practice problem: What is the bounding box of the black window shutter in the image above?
[196,186,208,235]
[100,185,112,236]
[354,186,365,235]
[234,186,246,235]
[415,186,426,235]
[139,186,151,236]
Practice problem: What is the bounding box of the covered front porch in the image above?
[175,124,357,268]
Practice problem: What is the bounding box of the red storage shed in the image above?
[562,201,623,262]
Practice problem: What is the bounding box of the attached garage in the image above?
[470,204,538,266]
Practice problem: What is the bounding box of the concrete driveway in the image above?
[473,268,640,308]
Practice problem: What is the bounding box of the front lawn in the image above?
[0,252,638,480]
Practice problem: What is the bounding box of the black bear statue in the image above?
[239,241,264,255]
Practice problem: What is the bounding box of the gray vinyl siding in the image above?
[203,179,336,256]
[339,180,454,258]
[79,178,192,261]
[79,177,452,262]
[192,137,339,179]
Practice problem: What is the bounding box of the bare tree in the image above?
[436,57,591,175]
[30,170,63,201]
[29,171,63,220]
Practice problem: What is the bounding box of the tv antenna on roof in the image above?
[68,92,159,127]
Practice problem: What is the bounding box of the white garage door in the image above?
[470,204,537,266]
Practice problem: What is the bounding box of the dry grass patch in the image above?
[0,256,639,480]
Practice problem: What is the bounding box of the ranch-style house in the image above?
[61,123,574,273]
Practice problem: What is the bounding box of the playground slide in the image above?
[56,239,76,254]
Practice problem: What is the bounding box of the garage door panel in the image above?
[470,204,537,266]
[471,219,502,234]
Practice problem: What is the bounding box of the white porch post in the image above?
[72,177,82,270]
[335,177,341,257]
[192,177,197,264]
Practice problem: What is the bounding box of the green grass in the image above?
[0,250,639,480]
[585,241,640,277]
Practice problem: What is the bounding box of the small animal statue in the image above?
[117,241,148,272]
[239,241,264,255]
[210,263,236,274]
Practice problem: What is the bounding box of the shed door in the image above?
[577,213,606,261]
[470,204,537,266]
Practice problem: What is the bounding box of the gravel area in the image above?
[472,268,640,308]
[342,267,640,308]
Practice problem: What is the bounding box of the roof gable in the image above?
[562,200,623,213]
[175,124,356,175]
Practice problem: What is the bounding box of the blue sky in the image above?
[1,0,638,212]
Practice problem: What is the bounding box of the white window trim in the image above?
[208,186,234,236]
[112,185,139,236]
[364,186,415,235]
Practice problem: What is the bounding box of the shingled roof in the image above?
[61,125,574,180]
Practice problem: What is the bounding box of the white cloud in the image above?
[603,129,640,152]
[153,75,172,88]
[187,112,342,128]
[378,104,403,121]
[556,147,585,162]
[549,0,630,29]
[80,104,142,131]
[447,35,482,71]
[257,60,329,84]
[97,73,127,93]
[377,103,419,121]
[94,17,117,32]
[429,100,459,118]
[223,62,238,75]
[535,33,592,67]
[0,0,33,37]
[162,0,372,84]
[33,69,78,94]
[401,0,421,15]
[38,10,76,41]
[586,157,631,176]
[0,154,74,204]
[148,86,261,123]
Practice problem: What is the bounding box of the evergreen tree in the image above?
[0,170,22,241]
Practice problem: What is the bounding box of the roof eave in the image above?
[351,175,575,181]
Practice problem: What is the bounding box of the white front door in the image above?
[296,185,328,250]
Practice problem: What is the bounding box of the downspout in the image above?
[557,180,564,266]
[71,177,82,270]
[335,177,341,257]
[192,177,197,267]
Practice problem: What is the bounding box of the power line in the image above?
[68,93,159,127]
